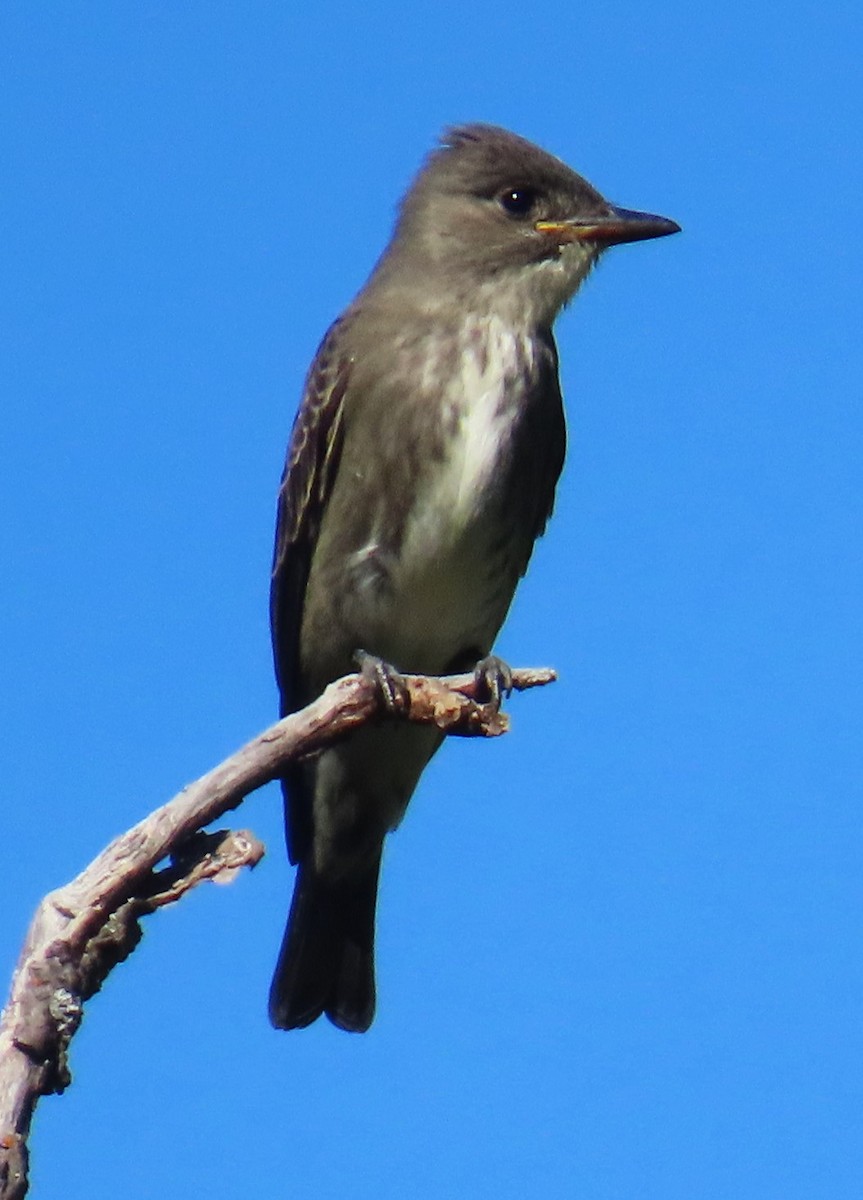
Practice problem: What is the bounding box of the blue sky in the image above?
[2,3,861,1197]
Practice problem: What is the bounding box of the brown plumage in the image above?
[269,124,679,1031]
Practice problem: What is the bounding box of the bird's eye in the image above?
[498,186,538,218]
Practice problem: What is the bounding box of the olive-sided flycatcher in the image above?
[269,124,679,1032]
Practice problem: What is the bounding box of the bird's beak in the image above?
[536,206,681,246]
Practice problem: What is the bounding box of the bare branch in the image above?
[0,665,555,1199]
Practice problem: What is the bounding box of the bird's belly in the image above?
[362,474,519,673]
[391,544,508,670]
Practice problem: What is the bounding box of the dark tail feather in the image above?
[268,853,382,1033]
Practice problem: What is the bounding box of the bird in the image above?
[268,123,679,1032]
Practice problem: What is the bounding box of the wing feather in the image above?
[270,319,351,716]
[270,320,353,863]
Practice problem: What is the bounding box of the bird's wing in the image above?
[270,318,351,717]
[270,319,352,865]
[515,330,567,567]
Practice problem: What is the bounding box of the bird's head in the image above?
[380,123,680,327]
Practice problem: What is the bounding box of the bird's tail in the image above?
[268,852,382,1033]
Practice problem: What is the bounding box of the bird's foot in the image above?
[472,654,514,709]
[354,650,410,715]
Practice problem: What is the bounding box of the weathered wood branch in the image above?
[0,664,555,1200]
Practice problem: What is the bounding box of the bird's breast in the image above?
[407,316,537,543]
[357,318,539,669]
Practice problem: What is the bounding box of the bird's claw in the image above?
[473,654,514,709]
[354,649,410,715]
